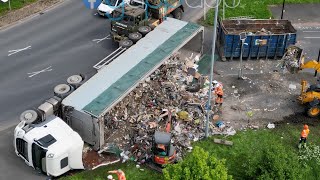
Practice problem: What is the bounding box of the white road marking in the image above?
[8,46,31,56]
[303,31,320,33]
[92,35,111,43]
[27,66,53,78]
[304,37,320,39]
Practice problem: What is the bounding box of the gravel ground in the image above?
[0,0,62,28]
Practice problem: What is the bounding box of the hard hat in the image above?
[212,80,218,84]
[107,175,113,180]
[304,124,309,129]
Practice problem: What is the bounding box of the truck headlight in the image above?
[47,153,54,158]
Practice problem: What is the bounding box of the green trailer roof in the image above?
[62,18,203,117]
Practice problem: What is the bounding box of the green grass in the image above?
[64,123,320,179]
[0,0,37,16]
[194,123,320,179]
[61,162,163,180]
[204,0,320,25]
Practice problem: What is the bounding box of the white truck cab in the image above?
[14,115,84,177]
[97,0,126,16]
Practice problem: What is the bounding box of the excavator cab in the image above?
[152,131,176,165]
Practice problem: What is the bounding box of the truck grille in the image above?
[16,138,28,161]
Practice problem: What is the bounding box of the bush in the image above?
[163,146,232,180]
[234,137,302,180]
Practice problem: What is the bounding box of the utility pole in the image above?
[203,2,206,21]
[205,0,219,138]
[222,0,225,20]
[9,0,11,10]
[280,0,285,19]
[238,32,247,79]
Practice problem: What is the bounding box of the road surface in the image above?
[0,0,208,179]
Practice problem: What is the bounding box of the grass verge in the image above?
[61,162,163,180]
[0,0,38,16]
[204,0,320,25]
[64,121,320,179]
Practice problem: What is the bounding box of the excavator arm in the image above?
[300,55,320,72]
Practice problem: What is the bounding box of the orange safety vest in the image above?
[117,170,126,180]
[215,86,224,96]
[301,129,309,138]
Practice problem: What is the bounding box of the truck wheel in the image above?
[172,8,183,20]
[54,84,72,99]
[138,26,152,36]
[306,106,320,117]
[20,110,38,124]
[119,39,133,48]
[129,32,143,43]
[67,75,83,89]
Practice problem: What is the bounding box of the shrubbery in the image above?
[163,146,232,180]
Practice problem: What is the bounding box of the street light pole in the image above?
[238,32,247,79]
[205,0,219,138]
[280,0,285,19]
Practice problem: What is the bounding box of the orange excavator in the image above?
[147,110,177,172]
[283,46,320,117]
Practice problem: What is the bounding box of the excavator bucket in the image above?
[281,46,304,74]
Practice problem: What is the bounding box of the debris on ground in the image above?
[213,138,233,146]
[267,123,276,129]
[102,51,236,164]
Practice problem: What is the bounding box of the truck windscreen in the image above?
[32,143,47,174]
[103,0,118,6]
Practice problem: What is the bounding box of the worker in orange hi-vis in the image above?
[298,124,310,149]
[212,80,224,106]
[108,169,126,180]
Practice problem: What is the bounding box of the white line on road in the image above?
[303,31,320,33]
[8,46,31,56]
[304,37,320,39]
[92,35,111,43]
[27,66,53,78]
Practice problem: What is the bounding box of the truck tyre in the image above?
[54,84,72,99]
[119,39,133,48]
[306,105,320,117]
[172,8,183,20]
[20,110,38,124]
[128,32,143,43]
[67,75,83,89]
[138,26,152,36]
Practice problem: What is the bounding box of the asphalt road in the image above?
[270,4,320,60]
[0,0,207,179]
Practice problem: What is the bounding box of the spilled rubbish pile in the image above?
[103,51,236,164]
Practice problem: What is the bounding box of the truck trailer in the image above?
[14,18,204,177]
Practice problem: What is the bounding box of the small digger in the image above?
[146,110,177,173]
[283,46,320,117]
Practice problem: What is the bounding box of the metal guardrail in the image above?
[93,46,127,70]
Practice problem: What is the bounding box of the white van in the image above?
[97,0,127,17]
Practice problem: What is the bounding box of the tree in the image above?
[163,146,232,180]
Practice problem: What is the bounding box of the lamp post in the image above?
[238,32,247,79]
[205,0,219,138]
[280,0,285,19]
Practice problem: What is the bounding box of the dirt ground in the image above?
[0,0,62,28]
[213,58,319,130]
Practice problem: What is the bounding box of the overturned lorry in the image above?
[14,18,204,177]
